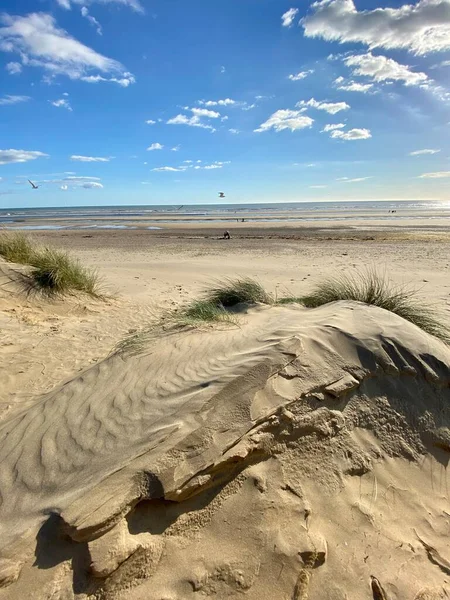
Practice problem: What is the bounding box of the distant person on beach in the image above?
[223,230,231,239]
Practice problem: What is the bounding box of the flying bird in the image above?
[176,205,184,210]
[218,192,225,198]
[28,180,39,189]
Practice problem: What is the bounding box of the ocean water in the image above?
[1,200,449,230]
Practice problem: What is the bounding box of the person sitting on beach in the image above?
[224,230,231,239]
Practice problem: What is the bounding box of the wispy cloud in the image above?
[147,143,164,151]
[301,0,450,55]
[81,7,102,35]
[281,8,298,28]
[145,119,156,125]
[198,98,235,106]
[335,78,374,93]
[0,12,134,85]
[322,123,345,132]
[309,185,327,189]
[297,98,350,114]
[70,154,111,161]
[336,176,373,182]
[5,61,21,74]
[229,128,240,134]
[344,53,428,86]
[167,112,217,132]
[56,0,144,13]
[152,166,187,172]
[418,171,450,179]
[0,94,30,106]
[255,109,314,133]
[171,145,181,152]
[409,149,441,156]
[0,149,48,164]
[330,128,372,141]
[288,69,314,81]
[50,98,72,111]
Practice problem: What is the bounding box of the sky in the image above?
[0,0,450,207]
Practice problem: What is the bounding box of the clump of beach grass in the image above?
[202,277,272,308]
[0,231,35,264]
[281,270,450,344]
[0,231,101,297]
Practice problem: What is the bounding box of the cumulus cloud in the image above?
[50,98,72,111]
[0,149,48,164]
[70,154,111,161]
[81,7,102,35]
[167,113,216,132]
[145,119,156,125]
[302,0,450,55]
[282,8,299,27]
[255,109,314,132]
[0,12,134,84]
[418,171,450,178]
[0,94,30,105]
[147,143,164,151]
[5,61,21,74]
[190,107,221,118]
[330,127,372,140]
[336,79,374,92]
[199,98,236,106]
[297,97,350,114]
[322,123,345,132]
[288,69,314,81]
[56,0,144,12]
[344,53,428,86]
[409,148,441,155]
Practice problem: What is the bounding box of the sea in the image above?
[0,200,449,230]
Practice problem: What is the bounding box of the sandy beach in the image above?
[0,216,449,600]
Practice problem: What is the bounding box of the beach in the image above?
[0,207,450,599]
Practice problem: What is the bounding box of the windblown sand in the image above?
[0,226,449,600]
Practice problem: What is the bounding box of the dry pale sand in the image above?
[0,224,449,600]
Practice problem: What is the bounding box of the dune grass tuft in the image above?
[0,231,36,265]
[203,277,272,308]
[285,270,450,343]
[0,231,101,297]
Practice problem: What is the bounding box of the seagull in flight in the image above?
[218,192,225,198]
[28,179,39,189]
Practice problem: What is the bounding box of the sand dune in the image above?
[0,301,449,599]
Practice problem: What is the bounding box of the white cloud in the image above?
[199,98,236,106]
[310,185,327,189]
[297,97,350,114]
[80,73,135,86]
[418,171,450,178]
[255,109,314,132]
[337,176,373,182]
[191,107,221,118]
[183,160,193,163]
[193,161,230,170]
[322,123,345,132]
[50,98,72,111]
[336,79,374,92]
[82,181,103,188]
[147,143,164,151]
[70,154,111,161]
[81,7,102,35]
[0,149,48,164]
[229,128,240,134]
[330,128,372,140]
[0,12,134,84]
[301,0,450,55]
[64,175,101,180]
[282,8,299,27]
[167,114,216,132]
[344,53,428,86]
[220,65,226,73]
[288,69,314,81]
[242,103,257,111]
[0,94,30,105]
[57,0,144,12]
[409,148,441,155]
[152,166,187,172]
[145,119,156,125]
[5,61,21,74]
[171,145,181,151]
[62,92,69,96]
[60,184,68,190]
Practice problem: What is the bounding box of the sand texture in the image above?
[0,301,449,600]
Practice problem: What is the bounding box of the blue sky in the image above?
[1,0,450,207]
